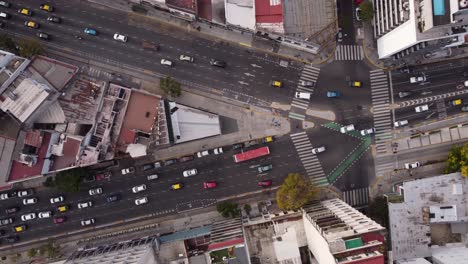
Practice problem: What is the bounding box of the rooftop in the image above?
[255,0,283,24]
[389,172,468,261]
[29,56,78,92]
[225,0,255,30]
[50,135,82,171]
[122,90,160,134]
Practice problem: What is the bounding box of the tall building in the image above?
[374,0,468,59]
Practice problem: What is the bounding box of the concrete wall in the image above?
[303,213,336,264]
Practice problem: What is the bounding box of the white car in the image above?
[38,211,52,219]
[18,189,34,197]
[196,150,210,158]
[121,167,135,175]
[355,7,361,21]
[135,197,148,205]
[0,193,9,200]
[213,147,223,155]
[183,169,198,177]
[81,218,95,226]
[179,55,194,62]
[394,120,409,128]
[161,59,173,67]
[88,187,103,196]
[340,124,355,133]
[50,196,64,204]
[311,146,326,154]
[113,33,127,42]
[404,161,420,169]
[132,184,147,193]
[295,92,311,100]
[410,75,426,83]
[21,213,36,221]
[415,104,429,112]
[360,128,375,136]
[23,197,37,205]
[77,201,93,209]
[299,80,315,87]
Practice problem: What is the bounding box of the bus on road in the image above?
[233,146,270,163]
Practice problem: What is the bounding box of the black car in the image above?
[163,159,177,166]
[36,32,49,40]
[0,217,13,226]
[5,236,18,243]
[178,155,194,163]
[232,143,243,150]
[5,207,19,215]
[210,59,226,68]
[106,194,121,203]
[47,16,61,23]
[142,163,155,171]
[0,229,4,236]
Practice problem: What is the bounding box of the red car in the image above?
[258,180,272,187]
[95,171,111,181]
[53,216,66,224]
[203,181,217,189]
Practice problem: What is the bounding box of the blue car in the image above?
[84,28,97,35]
[327,91,340,98]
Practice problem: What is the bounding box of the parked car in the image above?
[415,104,429,112]
[461,105,468,112]
[327,91,340,98]
[394,120,409,128]
[50,196,64,204]
[13,225,26,233]
[88,187,103,196]
[340,124,355,133]
[311,146,326,154]
[171,183,184,190]
[0,193,9,200]
[0,11,9,18]
[105,194,121,203]
[147,174,159,181]
[57,205,68,213]
[77,201,93,209]
[95,171,111,181]
[0,1,11,8]
[0,217,13,226]
[360,128,375,136]
[196,150,210,158]
[132,184,147,193]
[18,189,34,197]
[164,159,177,166]
[5,207,19,215]
[20,213,36,222]
[232,143,243,150]
[38,211,52,219]
[5,236,19,243]
[53,216,66,224]
[355,7,361,21]
[154,161,162,168]
[258,180,273,187]
[23,197,38,205]
[179,155,195,162]
[81,218,95,226]
[183,169,198,177]
[404,161,420,169]
[135,197,148,205]
[121,167,135,175]
[203,181,217,189]
[258,164,273,173]
[213,147,224,155]
[142,163,155,171]
[179,55,194,62]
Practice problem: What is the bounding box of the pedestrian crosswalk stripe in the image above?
[335,45,363,60]
[290,133,328,185]
[288,112,306,120]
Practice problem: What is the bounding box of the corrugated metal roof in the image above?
[255,0,283,23]
[24,130,43,148]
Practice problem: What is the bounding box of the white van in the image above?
[295,92,311,100]
[0,12,9,19]
[147,174,159,181]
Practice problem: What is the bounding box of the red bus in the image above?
[233,146,270,163]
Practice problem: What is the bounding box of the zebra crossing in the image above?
[289,65,320,121]
[335,45,364,60]
[290,132,328,186]
[342,187,369,208]
[374,155,396,177]
[81,65,113,80]
[370,69,393,155]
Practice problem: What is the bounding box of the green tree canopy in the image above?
[217,201,240,218]
[276,173,318,210]
[27,248,38,259]
[360,1,374,23]
[52,168,87,193]
[160,76,181,97]
[41,242,59,259]
[0,34,16,53]
[368,196,389,227]
[444,143,468,177]
[18,38,43,58]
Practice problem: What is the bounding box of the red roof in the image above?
[51,137,81,171]
[346,255,384,264]
[24,130,43,148]
[197,0,212,20]
[255,0,283,23]
[167,0,197,12]
[8,132,51,181]
[118,128,136,146]
[208,238,244,251]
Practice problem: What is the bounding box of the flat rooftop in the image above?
[30,56,78,92]
[122,90,160,134]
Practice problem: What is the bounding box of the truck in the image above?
[142,40,160,51]
[233,146,270,163]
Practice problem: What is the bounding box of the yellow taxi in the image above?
[13,225,26,233]
[18,8,32,16]
[263,136,274,143]
[270,80,282,88]
[349,81,362,88]
[24,21,39,29]
[40,4,54,12]
[57,205,68,212]
[171,183,184,190]
[451,99,462,106]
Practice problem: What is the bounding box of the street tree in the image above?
[368,196,389,227]
[360,1,374,23]
[276,173,318,210]
[27,248,38,259]
[217,201,240,218]
[160,76,182,97]
[52,168,87,193]
[444,143,468,177]
[41,242,59,259]
[0,34,16,53]
[18,38,43,58]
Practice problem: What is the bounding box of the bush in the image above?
[217,201,240,218]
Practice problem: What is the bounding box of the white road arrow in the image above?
[251,64,262,68]
[244,73,255,77]
[238,81,249,85]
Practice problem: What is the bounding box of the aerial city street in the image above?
[0,0,467,263]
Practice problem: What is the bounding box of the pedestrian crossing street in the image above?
[289,65,320,121]
[335,45,364,61]
[81,65,113,80]
[370,69,393,155]
[342,187,369,208]
[290,132,328,186]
